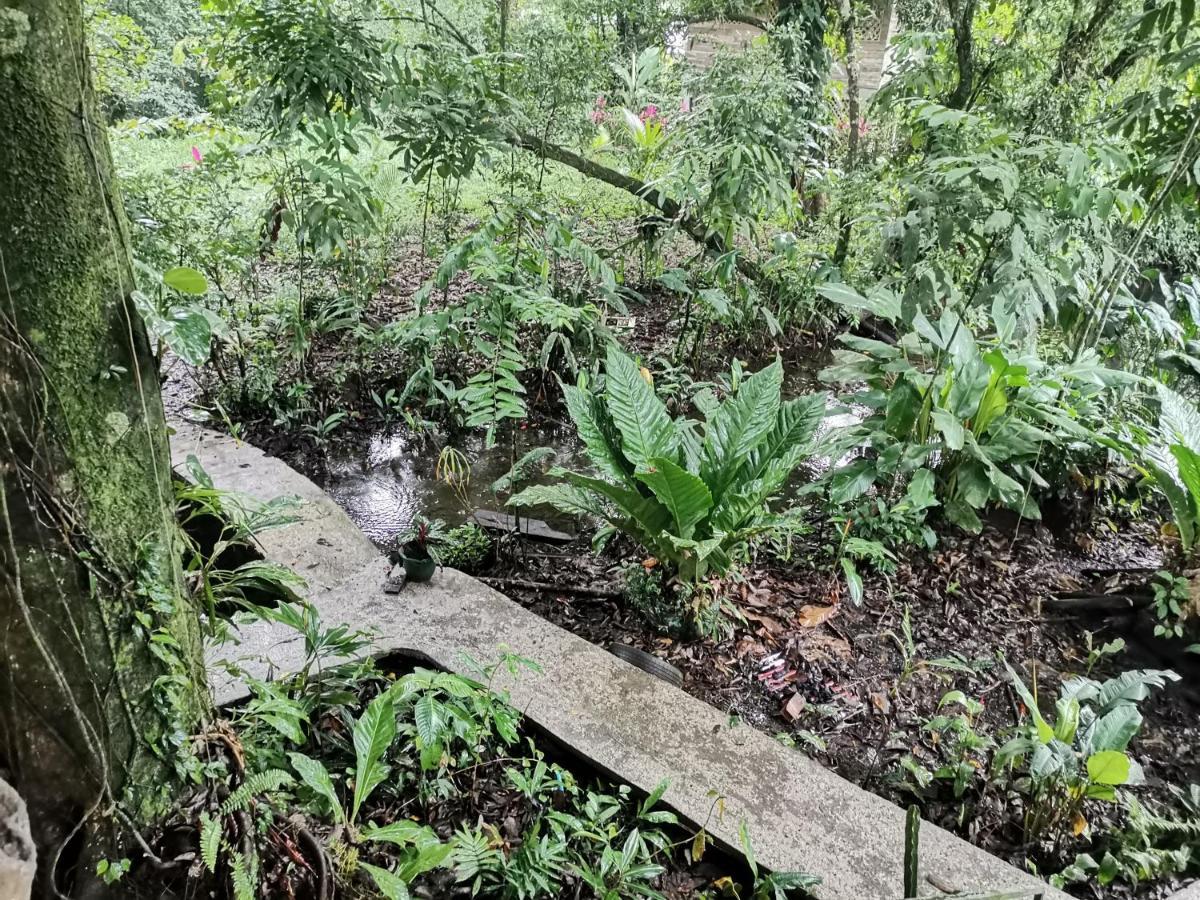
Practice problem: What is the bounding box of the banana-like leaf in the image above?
[563,383,633,482]
[351,689,396,824]
[603,346,676,468]
[636,457,712,539]
[701,359,783,500]
[508,482,601,516]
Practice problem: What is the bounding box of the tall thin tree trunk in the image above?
[0,2,208,896]
[946,0,977,109]
[833,0,861,266]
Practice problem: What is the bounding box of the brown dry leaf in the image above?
[735,638,762,659]
[797,604,837,628]
[642,557,658,570]
[1072,812,1087,836]
[783,692,806,722]
[869,691,892,715]
[800,632,852,661]
[743,609,783,635]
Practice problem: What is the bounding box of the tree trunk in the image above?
[833,0,860,266]
[0,1,208,896]
[946,0,977,109]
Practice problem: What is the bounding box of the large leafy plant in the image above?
[509,346,825,582]
[1144,384,1200,561]
[820,302,1122,533]
[996,663,1180,844]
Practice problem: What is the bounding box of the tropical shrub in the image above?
[820,308,1124,533]
[996,663,1180,844]
[509,346,825,582]
[438,523,492,573]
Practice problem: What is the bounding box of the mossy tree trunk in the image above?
[0,1,209,896]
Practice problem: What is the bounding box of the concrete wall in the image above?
[682,2,897,96]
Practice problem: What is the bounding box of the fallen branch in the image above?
[480,576,621,599]
[511,131,764,283]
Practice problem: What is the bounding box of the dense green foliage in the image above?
[68,0,1200,894]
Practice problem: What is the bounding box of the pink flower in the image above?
[590,95,608,124]
[639,104,659,123]
[191,146,203,165]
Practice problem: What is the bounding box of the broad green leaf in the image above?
[931,408,965,451]
[1053,697,1080,743]
[362,820,435,847]
[351,689,396,824]
[562,383,633,482]
[902,469,939,511]
[1086,750,1131,786]
[508,482,599,516]
[397,841,454,881]
[815,282,868,310]
[744,394,826,481]
[163,266,208,295]
[702,360,782,499]
[636,457,712,539]
[737,820,758,879]
[1086,705,1142,752]
[603,346,676,467]
[361,862,411,900]
[840,557,863,605]
[413,694,441,748]
[1093,669,1178,711]
[1003,661,1054,744]
[288,752,344,824]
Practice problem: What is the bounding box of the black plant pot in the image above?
[399,541,437,582]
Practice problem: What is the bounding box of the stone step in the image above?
[176,423,1066,900]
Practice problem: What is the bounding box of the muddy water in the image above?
[324,424,591,546]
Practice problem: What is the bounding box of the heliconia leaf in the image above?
[351,689,396,824]
[636,457,712,539]
[603,346,676,468]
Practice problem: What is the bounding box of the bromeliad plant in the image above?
[509,346,825,583]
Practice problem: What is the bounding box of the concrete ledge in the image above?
[177,424,1065,900]
[170,422,380,595]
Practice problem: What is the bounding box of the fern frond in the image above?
[199,813,221,873]
[230,849,257,900]
[220,768,293,815]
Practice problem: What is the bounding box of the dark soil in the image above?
[483,517,1200,900]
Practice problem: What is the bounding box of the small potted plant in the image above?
[393,516,445,582]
